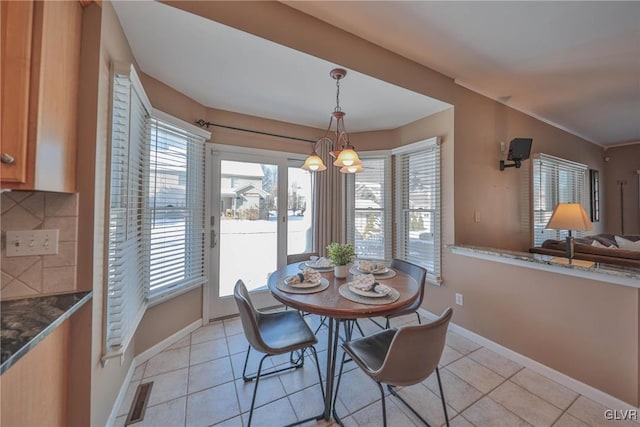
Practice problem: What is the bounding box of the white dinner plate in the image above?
[304,261,333,270]
[348,284,391,298]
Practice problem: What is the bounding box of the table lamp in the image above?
[545,203,594,264]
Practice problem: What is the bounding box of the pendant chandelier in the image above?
[302,68,364,174]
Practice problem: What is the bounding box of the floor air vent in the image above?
[125,381,153,425]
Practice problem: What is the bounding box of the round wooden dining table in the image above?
[267,262,421,422]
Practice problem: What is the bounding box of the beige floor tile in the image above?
[392,383,458,427]
[226,332,250,355]
[213,415,243,427]
[287,383,327,422]
[490,381,563,426]
[146,368,189,407]
[229,349,274,380]
[188,357,234,394]
[186,382,240,427]
[423,368,483,413]
[351,398,418,426]
[278,360,323,395]
[144,346,190,378]
[446,332,482,355]
[191,321,226,344]
[553,413,590,427]
[336,367,386,414]
[189,336,229,365]
[450,414,475,427]
[446,357,505,394]
[440,345,465,367]
[462,397,532,427]
[235,375,287,413]
[137,396,186,427]
[468,347,523,378]
[241,396,297,426]
[512,369,578,410]
[567,396,640,427]
[224,317,244,337]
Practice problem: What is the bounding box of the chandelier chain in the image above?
[334,78,341,113]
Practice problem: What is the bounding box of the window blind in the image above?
[148,118,206,297]
[347,156,392,260]
[393,139,441,282]
[532,153,588,246]
[106,68,151,355]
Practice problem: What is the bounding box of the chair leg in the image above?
[377,382,388,427]
[416,311,422,324]
[387,384,433,427]
[385,317,390,329]
[243,345,304,382]
[313,315,327,335]
[247,353,269,427]
[331,350,349,426]
[436,367,450,427]
[242,345,252,382]
[354,319,365,337]
[309,346,325,402]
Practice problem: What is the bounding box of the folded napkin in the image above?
[312,256,331,267]
[350,274,389,294]
[285,268,322,285]
[358,260,385,273]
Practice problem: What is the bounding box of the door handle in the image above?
[210,229,217,248]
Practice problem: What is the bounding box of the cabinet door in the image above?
[0,1,33,184]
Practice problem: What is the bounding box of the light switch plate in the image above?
[5,230,59,257]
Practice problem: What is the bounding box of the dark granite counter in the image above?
[1,291,92,374]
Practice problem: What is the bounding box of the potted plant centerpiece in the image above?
[326,242,356,279]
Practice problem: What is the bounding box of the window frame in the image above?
[392,137,442,285]
[346,151,392,261]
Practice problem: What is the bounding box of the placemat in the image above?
[348,266,397,279]
[276,277,330,294]
[338,283,400,305]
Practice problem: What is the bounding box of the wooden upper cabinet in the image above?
[1,0,82,192]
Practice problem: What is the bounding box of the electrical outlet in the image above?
[5,230,59,256]
[455,293,463,306]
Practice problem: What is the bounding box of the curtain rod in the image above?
[195,119,316,144]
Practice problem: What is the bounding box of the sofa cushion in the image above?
[615,236,640,251]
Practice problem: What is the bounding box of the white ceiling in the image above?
[113,1,640,146]
[286,1,640,146]
[111,1,451,134]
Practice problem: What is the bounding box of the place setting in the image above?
[349,260,397,279]
[338,273,400,305]
[277,267,330,294]
[298,256,334,272]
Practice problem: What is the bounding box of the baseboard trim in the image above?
[418,308,639,411]
[134,319,203,364]
[107,319,204,427]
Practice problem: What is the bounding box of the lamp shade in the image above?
[301,152,327,172]
[545,203,594,231]
[339,164,364,174]
[333,146,361,167]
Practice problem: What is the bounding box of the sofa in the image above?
[529,233,640,268]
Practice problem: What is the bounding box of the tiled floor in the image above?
[114,313,638,427]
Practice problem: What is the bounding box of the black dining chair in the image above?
[233,280,325,426]
[382,258,427,328]
[333,307,453,427]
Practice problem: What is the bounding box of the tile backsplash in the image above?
[1,191,78,300]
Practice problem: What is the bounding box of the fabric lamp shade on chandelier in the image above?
[301,68,364,174]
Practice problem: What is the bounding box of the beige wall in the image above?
[604,144,640,235]
[426,253,639,405]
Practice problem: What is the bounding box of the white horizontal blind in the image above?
[348,156,391,261]
[148,118,206,297]
[533,153,587,246]
[394,140,441,280]
[106,70,150,354]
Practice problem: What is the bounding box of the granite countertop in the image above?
[450,245,640,287]
[1,291,92,374]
